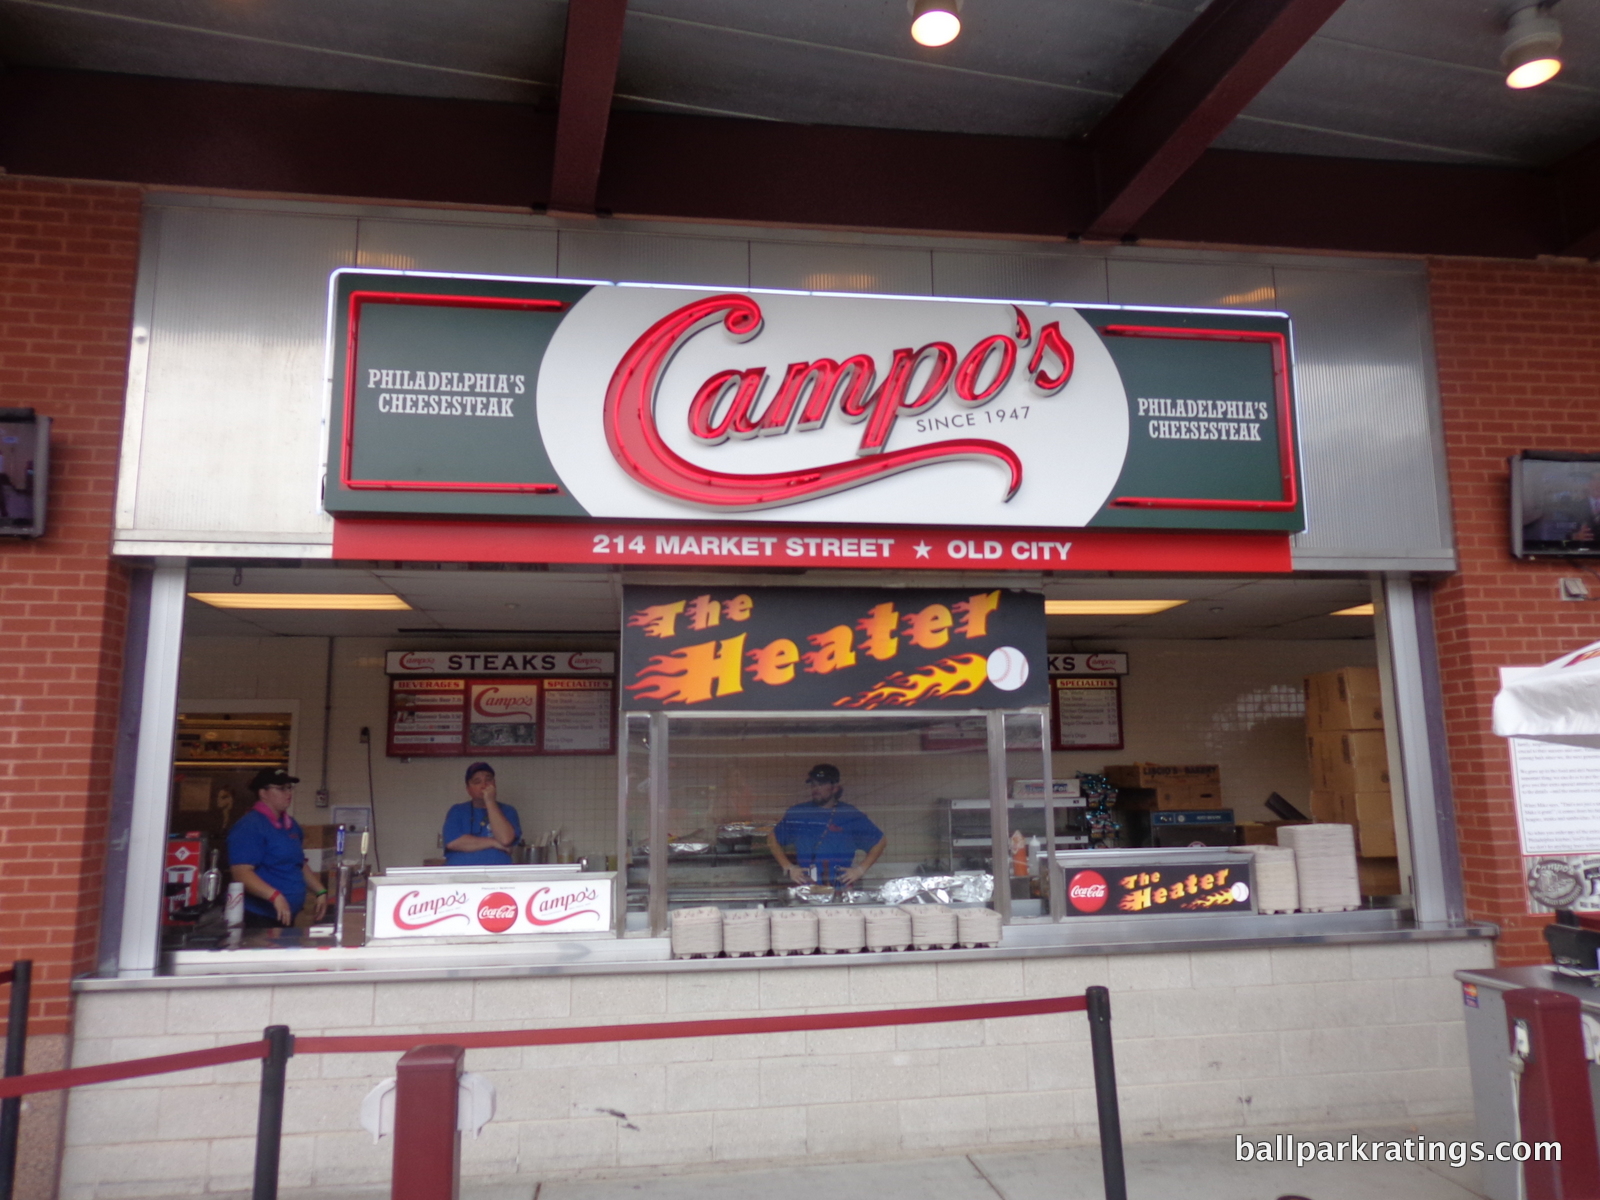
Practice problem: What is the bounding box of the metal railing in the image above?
[0,960,31,1200]
[0,981,1126,1200]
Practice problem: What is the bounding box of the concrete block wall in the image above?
[61,938,1492,1199]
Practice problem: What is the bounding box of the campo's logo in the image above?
[472,687,535,721]
[604,294,1074,510]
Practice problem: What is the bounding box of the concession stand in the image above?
[67,195,1491,1189]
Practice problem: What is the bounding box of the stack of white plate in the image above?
[669,906,723,958]
[902,903,958,949]
[1279,824,1361,912]
[770,908,820,955]
[1235,846,1298,913]
[721,908,771,957]
[863,907,912,951]
[817,907,866,953]
[955,906,1003,948]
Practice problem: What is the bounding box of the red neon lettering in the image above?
[602,294,1021,509]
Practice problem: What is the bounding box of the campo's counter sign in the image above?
[324,272,1301,533]
[620,585,1046,711]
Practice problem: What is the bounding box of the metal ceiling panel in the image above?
[355,218,558,277]
[128,202,357,540]
[1275,264,1453,570]
[931,250,1109,305]
[556,228,749,285]
[0,0,565,103]
[1106,257,1277,311]
[749,239,932,295]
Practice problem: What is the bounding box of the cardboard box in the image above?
[1352,791,1397,857]
[1304,667,1384,733]
[1104,764,1223,809]
[300,823,333,850]
[1309,789,1349,824]
[1358,856,1402,896]
[1239,821,1287,845]
[1307,731,1389,793]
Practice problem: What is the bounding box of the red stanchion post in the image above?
[1503,987,1600,1200]
[392,1045,463,1200]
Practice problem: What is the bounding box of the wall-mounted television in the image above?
[1511,450,1600,558]
[0,407,49,539]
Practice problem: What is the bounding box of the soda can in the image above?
[225,882,245,928]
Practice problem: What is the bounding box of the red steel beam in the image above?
[548,0,629,215]
[1082,0,1347,240]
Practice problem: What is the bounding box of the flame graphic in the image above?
[834,653,990,710]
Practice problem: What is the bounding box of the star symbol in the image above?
[913,541,931,559]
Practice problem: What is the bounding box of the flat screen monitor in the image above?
[1511,450,1600,558]
[0,408,49,539]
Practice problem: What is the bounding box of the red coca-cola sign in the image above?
[1068,870,1109,914]
[476,892,519,934]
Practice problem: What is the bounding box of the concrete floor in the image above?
[265,1123,1491,1200]
[531,1124,1491,1200]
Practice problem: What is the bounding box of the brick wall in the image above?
[1429,258,1600,964]
[0,177,141,1033]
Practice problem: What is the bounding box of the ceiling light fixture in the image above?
[1502,2,1563,89]
[190,593,412,610]
[909,0,961,47]
[1044,600,1188,616]
[1331,603,1375,617]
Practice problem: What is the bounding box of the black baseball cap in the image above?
[806,763,841,784]
[249,767,299,791]
[465,761,496,782]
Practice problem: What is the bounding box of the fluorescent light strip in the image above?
[1331,603,1375,616]
[190,593,412,611]
[1044,600,1188,616]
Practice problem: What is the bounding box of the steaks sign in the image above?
[323,272,1301,534]
[368,877,613,939]
[620,584,1046,710]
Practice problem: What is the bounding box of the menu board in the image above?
[542,679,616,752]
[387,677,614,757]
[1052,676,1123,750]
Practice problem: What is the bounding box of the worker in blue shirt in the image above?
[767,764,886,888]
[227,768,329,927]
[443,761,523,866]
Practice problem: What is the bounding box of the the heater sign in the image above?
[369,878,613,938]
[621,584,1046,711]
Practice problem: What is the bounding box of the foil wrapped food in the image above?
[878,872,994,905]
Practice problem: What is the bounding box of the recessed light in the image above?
[1331,603,1375,616]
[910,0,961,47]
[190,593,412,610]
[1044,600,1187,616]
[1503,3,1562,90]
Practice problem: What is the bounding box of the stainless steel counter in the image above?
[78,907,1495,990]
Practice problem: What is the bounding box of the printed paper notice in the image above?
[541,679,614,752]
[1510,737,1600,855]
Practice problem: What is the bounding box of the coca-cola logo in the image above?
[472,686,536,721]
[392,889,471,930]
[525,885,601,926]
[567,653,603,671]
[1068,871,1109,914]
[476,892,519,934]
[603,294,1074,510]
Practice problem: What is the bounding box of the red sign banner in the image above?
[334,518,1292,573]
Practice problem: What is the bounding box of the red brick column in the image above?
[0,177,141,1026]
[1429,258,1600,964]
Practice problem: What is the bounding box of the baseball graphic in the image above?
[986,646,1029,691]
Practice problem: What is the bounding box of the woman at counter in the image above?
[227,768,329,927]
